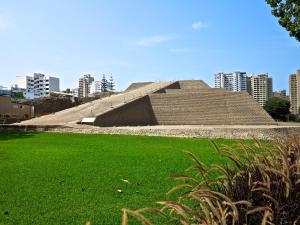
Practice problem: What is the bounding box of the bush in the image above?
[122,136,300,225]
[264,97,290,121]
[288,114,300,123]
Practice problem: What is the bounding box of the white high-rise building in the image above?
[33,73,60,98]
[89,81,102,95]
[16,73,60,99]
[16,76,34,99]
[215,72,248,92]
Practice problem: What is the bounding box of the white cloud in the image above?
[169,48,189,53]
[0,16,11,30]
[192,21,208,30]
[131,35,177,47]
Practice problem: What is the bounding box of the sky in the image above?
[0,0,299,91]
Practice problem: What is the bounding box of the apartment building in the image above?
[33,73,60,98]
[289,70,300,114]
[16,76,34,99]
[249,74,273,106]
[214,71,248,92]
[78,74,94,98]
[89,81,101,95]
[16,73,60,99]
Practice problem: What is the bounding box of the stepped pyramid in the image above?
[19,80,275,127]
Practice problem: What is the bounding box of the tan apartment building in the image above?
[0,96,34,120]
[249,74,273,106]
[289,70,300,114]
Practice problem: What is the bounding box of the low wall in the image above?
[0,96,33,118]
[94,96,158,127]
[2,124,300,140]
[0,125,68,132]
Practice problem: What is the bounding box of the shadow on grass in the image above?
[0,131,35,141]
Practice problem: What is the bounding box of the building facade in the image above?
[33,73,60,98]
[289,70,300,114]
[0,85,11,96]
[16,76,34,99]
[78,74,94,98]
[249,74,273,106]
[0,96,34,120]
[71,88,79,98]
[89,80,102,95]
[214,72,248,92]
[16,73,60,99]
[273,90,288,100]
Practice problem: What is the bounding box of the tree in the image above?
[13,92,24,99]
[289,107,300,122]
[63,88,71,93]
[265,0,300,42]
[264,97,290,121]
[101,74,108,92]
[108,74,115,92]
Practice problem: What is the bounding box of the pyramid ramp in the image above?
[94,86,275,127]
[18,81,177,127]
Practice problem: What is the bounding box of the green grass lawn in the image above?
[0,132,241,225]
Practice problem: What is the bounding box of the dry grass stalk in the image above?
[122,135,300,225]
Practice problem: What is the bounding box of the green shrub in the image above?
[122,136,300,225]
[288,114,300,122]
[264,97,290,121]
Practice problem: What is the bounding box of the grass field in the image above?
[0,132,241,225]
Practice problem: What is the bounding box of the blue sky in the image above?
[0,0,299,91]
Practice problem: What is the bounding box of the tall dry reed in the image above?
[122,136,300,225]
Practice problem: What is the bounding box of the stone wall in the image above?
[0,96,33,120]
[94,96,158,127]
[2,124,300,140]
[20,97,79,117]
